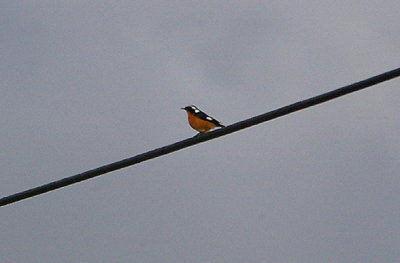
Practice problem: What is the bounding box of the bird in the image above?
[181,105,225,133]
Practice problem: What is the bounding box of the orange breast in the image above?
[187,112,217,133]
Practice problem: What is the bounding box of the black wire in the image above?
[1,67,400,207]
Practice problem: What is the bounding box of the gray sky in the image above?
[1,1,400,262]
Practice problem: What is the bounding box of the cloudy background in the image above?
[1,1,400,262]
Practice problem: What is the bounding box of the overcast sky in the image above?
[1,1,400,262]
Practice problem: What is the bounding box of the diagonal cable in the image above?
[1,67,400,207]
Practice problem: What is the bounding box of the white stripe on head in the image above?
[190,106,200,113]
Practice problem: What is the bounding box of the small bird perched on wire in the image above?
[181,105,225,134]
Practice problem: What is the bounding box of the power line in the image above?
[1,67,400,207]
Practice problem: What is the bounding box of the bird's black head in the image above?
[181,105,199,114]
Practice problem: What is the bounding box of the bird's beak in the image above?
[180,107,185,110]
